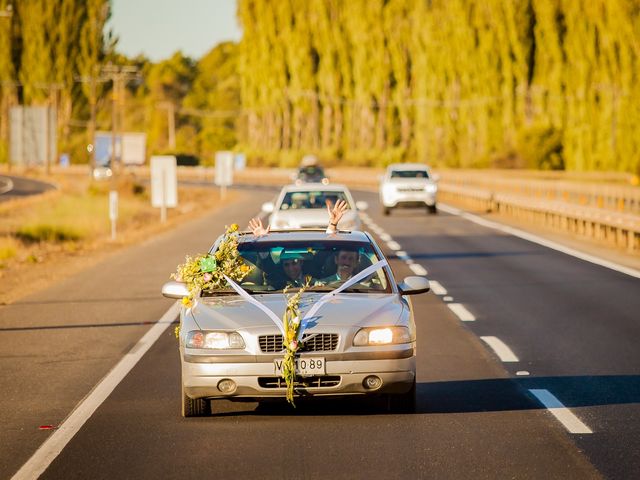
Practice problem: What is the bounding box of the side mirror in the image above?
[261,201,274,213]
[398,276,430,295]
[431,173,440,182]
[355,201,368,211]
[162,281,189,299]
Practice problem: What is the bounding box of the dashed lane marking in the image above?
[429,280,447,295]
[529,389,593,434]
[386,240,402,251]
[409,263,428,276]
[480,336,519,362]
[447,303,475,322]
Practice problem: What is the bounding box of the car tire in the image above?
[427,204,437,214]
[383,206,391,216]
[182,384,210,417]
[386,380,416,413]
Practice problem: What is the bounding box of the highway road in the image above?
[0,175,56,201]
[1,186,639,479]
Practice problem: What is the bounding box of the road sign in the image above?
[151,156,178,222]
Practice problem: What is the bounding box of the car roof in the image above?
[237,229,371,244]
[280,183,350,193]
[387,163,429,171]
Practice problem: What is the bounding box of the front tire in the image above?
[427,204,437,214]
[383,206,391,216]
[182,384,210,417]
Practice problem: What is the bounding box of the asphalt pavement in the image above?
[2,186,639,478]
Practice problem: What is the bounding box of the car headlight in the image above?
[185,331,245,349]
[353,327,412,346]
[382,184,396,195]
[425,183,437,193]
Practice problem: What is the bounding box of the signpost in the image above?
[215,151,234,199]
[151,155,178,222]
[109,191,118,240]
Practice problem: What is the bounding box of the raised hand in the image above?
[248,217,270,237]
[327,198,349,229]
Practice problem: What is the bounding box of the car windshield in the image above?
[390,170,429,179]
[279,190,348,210]
[298,166,324,177]
[203,240,391,295]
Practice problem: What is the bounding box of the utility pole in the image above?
[100,63,139,240]
[157,101,176,150]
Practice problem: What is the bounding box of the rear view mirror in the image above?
[261,202,274,213]
[162,281,189,299]
[398,276,430,295]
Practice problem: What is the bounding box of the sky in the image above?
[109,0,242,62]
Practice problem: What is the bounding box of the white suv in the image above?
[379,163,438,215]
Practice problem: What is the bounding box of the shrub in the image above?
[16,224,83,243]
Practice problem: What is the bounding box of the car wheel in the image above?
[387,380,416,413]
[383,206,391,216]
[181,384,210,417]
[427,204,437,214]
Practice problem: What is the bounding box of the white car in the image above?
[262,183,367,231]
[379,163,438,215]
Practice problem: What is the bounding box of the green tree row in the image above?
[0,0,238,167]
[237,0,640,172]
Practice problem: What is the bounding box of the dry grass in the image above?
[0,172,242,304]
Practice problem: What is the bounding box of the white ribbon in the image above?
[223,274,286,335]
[223,258,388,343]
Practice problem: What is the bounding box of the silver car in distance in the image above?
[162,230,429,417]
[262,183,367,231]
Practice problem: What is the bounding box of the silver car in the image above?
[379,163,438,215]
[162,230,430,416]
[262,183,367,231]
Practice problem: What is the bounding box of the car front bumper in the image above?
[182,347,416,399]
[381,190,436,208]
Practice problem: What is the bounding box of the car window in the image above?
[390,170,429,179]
[279,190,348,210]
[209,240,391,294]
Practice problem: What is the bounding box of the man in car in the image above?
[278,251,311,288]
[318,248,360,285]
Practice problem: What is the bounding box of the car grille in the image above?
[259,333,339,353]
[258,376,341,388]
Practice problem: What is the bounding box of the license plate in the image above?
[274,357,326,376]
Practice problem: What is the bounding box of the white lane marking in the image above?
[386,240,402,251]
[443,296,453,302]
[409,263,428,276]
[0,177,14,194]
[480,336,519,362]
[528,389,593,434]
[447,303,475,321]
[516,371,530,376]
[379,232,392,242]
[429,280,447,295]
[12,303,180,480]
[396,250,410,260]
[438,203,640,280]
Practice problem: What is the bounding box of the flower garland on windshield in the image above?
[171,224,253,336]
[281,278,311,407]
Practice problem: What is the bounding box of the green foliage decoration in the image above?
[171,224,253,308]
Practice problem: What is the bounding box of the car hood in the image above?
[189,292,405,331]
[271,210,360,229]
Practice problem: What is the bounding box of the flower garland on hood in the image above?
[171,223,253,333]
